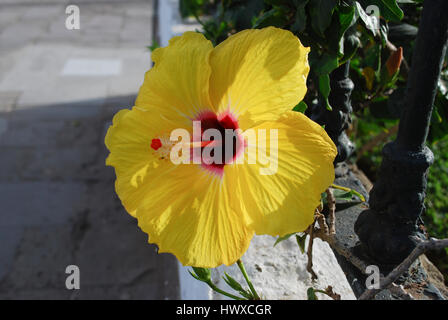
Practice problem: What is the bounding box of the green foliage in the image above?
[309,0,337,37]
[273,232,296,246]
[178,0,408,114]
[293,101,308,113]
[429,69,448,142]
[307,287,319,300]
[347,3,448,281]
[273,232,307,254]
[147,39,160,52]
[425,138,448,282]
[296,233,307,254]
[180,0,448,281]
[426,139,448,239]
[358,0,403,22]
[318,74,332,111]
[222,272,254,299]
[189,267,211,282]
[179,0,216,18]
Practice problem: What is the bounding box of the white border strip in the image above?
[156,0,210,299]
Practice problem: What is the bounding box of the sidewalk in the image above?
[0,0,179,299]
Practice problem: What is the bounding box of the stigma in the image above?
[150,135,174,160]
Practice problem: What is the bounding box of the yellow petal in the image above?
[225,111,337,236]
[136,165,254,268]
[136,32,214,128]
[105,107,253,268]
[209,27,310,129]
[105,107,182,217]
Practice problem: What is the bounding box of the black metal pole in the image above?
[396,1,448,151]
[309,62,355,163]
[354,0,448,266]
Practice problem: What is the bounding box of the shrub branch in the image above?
[358,238,448,300]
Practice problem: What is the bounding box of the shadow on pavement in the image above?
[0,94,179,299]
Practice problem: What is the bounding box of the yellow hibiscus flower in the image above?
[105,27,337,268]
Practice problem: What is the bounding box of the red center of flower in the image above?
[151,138,162,150]
[196,111,244,175]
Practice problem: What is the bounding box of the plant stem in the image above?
[236,259,260,300]
[205,281,245,300]
[331,183,365,202]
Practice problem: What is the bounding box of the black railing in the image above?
[310,62,355,163]
[354,0,448,266]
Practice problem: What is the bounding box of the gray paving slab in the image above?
[74,211,177,289]
[0,91,19,113]
[0,117,100,148]
[0,224,79,291]
[0,44,150,107]
[0,146,100,181]
[9,99,105,121]
[0,0,179,299]
[20,4,61,20]
[0,182,88,227]
[0,226,24,281]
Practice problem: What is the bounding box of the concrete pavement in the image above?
[0,0,179,299]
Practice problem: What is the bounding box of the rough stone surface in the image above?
[332,163,448,300]
[208,235,356,300]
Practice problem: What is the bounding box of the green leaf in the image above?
[179,0,205,18]
[321,191,328,206]
[309,0,337,36]
[314,53,339,76]
[323,4,356,57]
[252,6,288,29]
[363,41,382,74]
[222,273,253,299]
[379,23,388,46]
[338,5,356,33]
[331,184,366,202]
[265,0,292,5]
[223,273,245,292]
[191,267,211,282]
[355,2,380,36]
[189,270,202,281]
[307,287,319,300]
[362,66,376,90]
[318,74,332,111]
[432,107,443,124]
[296,234,307,254]
[252,9,276,28]
[290,0,309,34]
[274,232,296,246]
[429,91,448,142]
[147,39,160,52]
[358,0,404,22]
[293,101,308,113]
[379,0,404,21]
[333,190,357,201]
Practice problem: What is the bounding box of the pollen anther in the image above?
[151,135,175,160]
